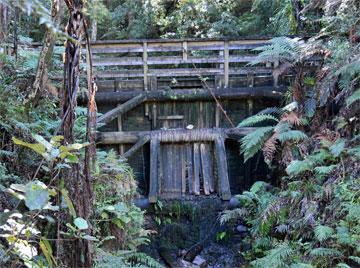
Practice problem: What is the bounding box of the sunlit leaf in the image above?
[74,217,88,230]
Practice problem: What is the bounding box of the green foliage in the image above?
[237,114,279,127]
[240,126,274,161]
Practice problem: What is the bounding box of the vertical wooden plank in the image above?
[152,103,157,129]
[200,143,210,195]
[149,138,160,203]
[199,102,204,128]
[215,137,231,200]
[208,144,215,193]
[182,41,188,61]
[274,60,279,87]
[143,42,149,116]
[186,144,194,194]
[193,143,200,195]
[247,71,254,87]
[224,41,229,88]
[247,99,253,117]
[117,113,124,155]
[215,104,220,128]
[181,146,186,196]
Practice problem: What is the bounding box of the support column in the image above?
[149,137,160,203]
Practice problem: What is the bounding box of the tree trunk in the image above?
[30,0,64,105]
[0,3,8,44]
[60,0,94,267]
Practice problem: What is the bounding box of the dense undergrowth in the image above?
[0,51,162,267]
[220,1,360,267]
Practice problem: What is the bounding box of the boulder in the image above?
[228,196,240,209]
[236,225,248,234]
[193,255,207,268]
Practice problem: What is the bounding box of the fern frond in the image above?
[314,225,334,243]
[257,107,283,117]
[240,126,274,161]
[286,160,312,176]
[237,114,279,127]
[349,256,360,264]
[251,37,301,65]
[336,263,351,268]
[314,165,336,176]
[278,130,308,143]
[290,263,314,268]
[309,247,342,258]
[263,133,278,162]
[281,112,301,126]
[346,88,360,107]
[220,208,249,224]
[251,242,294,268]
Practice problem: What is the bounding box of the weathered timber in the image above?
[84,87,285,103]
[97,127,255,145]
[214,137,231,200]
[186,144,194,194]
[200,143,210,195]
[122,134,150,159]
[193,143,201,195]
[92,55,257,67]
[97,94,146,124]
[92,67,272,79]
[149,138,160,203]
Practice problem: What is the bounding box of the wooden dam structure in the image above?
[84,38,288,203]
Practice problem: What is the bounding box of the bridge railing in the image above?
[88,38,280,92]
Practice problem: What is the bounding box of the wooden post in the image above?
[215,137,231,200]
[224,41,229,88]
[193,143,200,195]
[200,143,210,195]
[182,41,188,61]
[247,99,254,117]
[187,144,194,194]
[143,42,149,116]
[274,60,279,87]
[117,113,124,155]
[149,137,160,203]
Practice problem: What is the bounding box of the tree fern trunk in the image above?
[59,1,94,267]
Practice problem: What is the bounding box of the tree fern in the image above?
[345,88,360,107]
[278,130,308,143]
[240,126,274,161]
[286,160,312,176]
[237,114,279,127]
[314,224,334,243]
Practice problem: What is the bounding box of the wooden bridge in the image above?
[81,38,289,202]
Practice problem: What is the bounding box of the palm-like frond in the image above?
[251,37,301,65]
[240,126,274,161]
[237,114,279,127]
[346,88,360,107]
[314,224,334,243]
[278,130,308,143]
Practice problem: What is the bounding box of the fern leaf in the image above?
[290,263,314,268]
[349,256,360,264]
[286,160,312,176]
[309,247,342,258]
[329,138,346,157]
[237,114,279,127]
[314,165,336,176]
[314,225,334,243]
[220,208,249,224]
[257,107,283,117]
[263,133,278,162]
[281,112,301,126]
[346,88,360,107]
[240,126,274,161]
[348,146,360,159]
[336,263,351,268]
[278,130,308,143]
[251,242,294,268]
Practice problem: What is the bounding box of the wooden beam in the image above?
[84,86,285,103]
[149,138,160,203]
[97,94,146,124]
[97,127,255,145]
[224,41,229,88]
[121,134,150,159]
[214,136,231,200]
